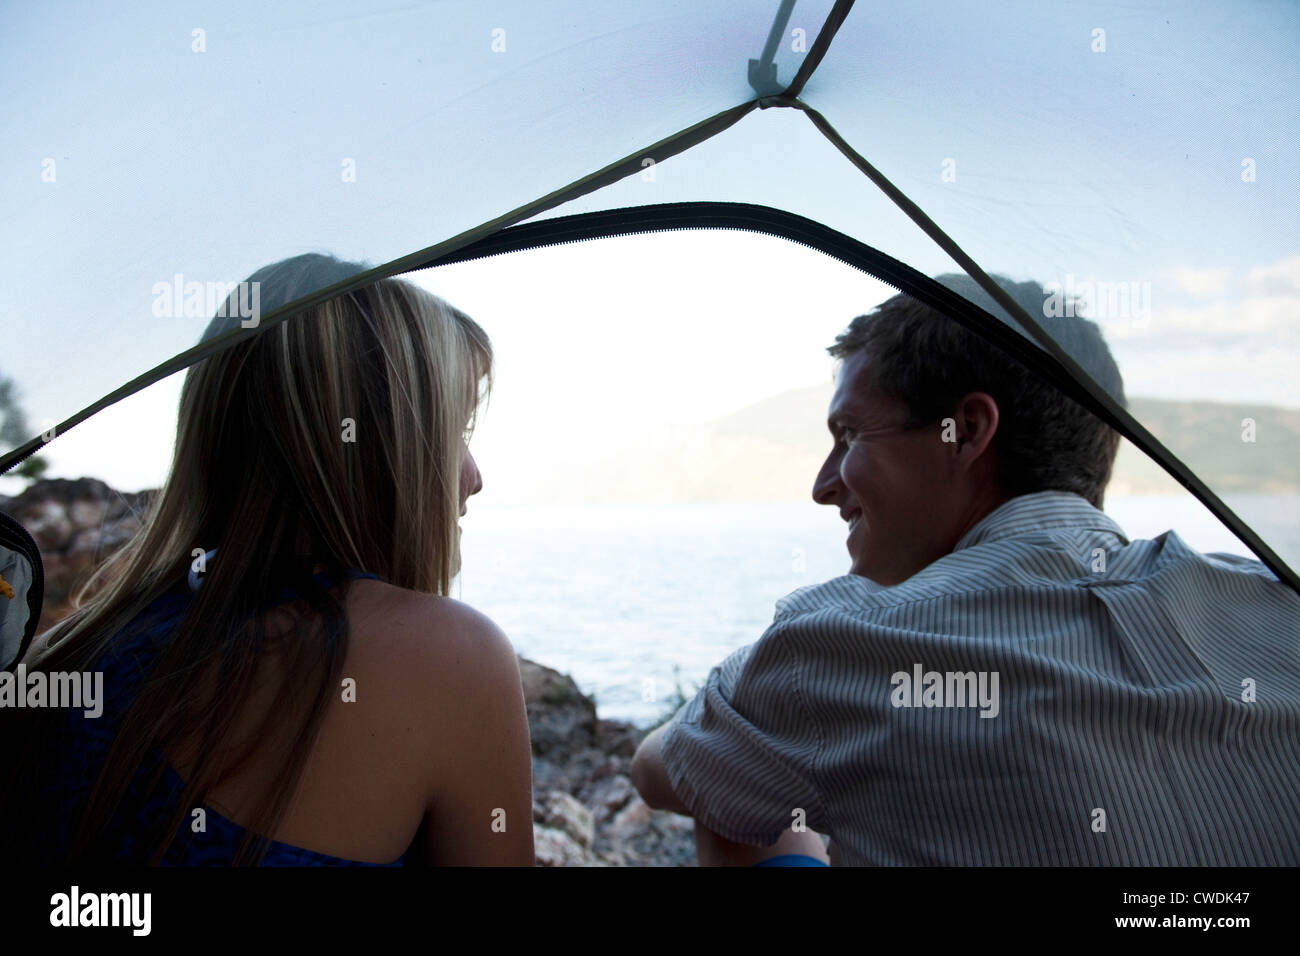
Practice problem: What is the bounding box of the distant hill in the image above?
[1111,397,1300,497]
[526,384,1300,503]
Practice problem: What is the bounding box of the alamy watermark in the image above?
[0,665,103,717]
[1042,274,1151,325]
[890,663,1000,718]
[151,274,261,328]
[50,886,150,936]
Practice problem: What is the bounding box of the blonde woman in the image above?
[5,254,533,865]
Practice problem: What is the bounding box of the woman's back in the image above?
[35,573,534,866]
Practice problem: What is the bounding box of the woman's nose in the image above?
[468,455,483,497]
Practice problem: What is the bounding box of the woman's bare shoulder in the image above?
[345,577,506,644]
[342,579,519,699]
[338,580,527,808]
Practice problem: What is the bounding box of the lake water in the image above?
[455,495,1299,727]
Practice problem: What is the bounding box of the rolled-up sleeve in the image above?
[659,627,826,846]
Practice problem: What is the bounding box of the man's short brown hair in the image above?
[828,274,1126,508]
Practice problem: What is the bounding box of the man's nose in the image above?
[811,453,842,506]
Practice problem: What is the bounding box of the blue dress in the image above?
[44,568,408,866]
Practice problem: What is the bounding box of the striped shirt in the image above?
[660,491,1300,865]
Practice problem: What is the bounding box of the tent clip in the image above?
[747,0,796,99]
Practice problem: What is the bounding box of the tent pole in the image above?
[781,98,1300,596]
[777,0,856,101]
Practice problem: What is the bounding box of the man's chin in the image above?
[848,556,892,586]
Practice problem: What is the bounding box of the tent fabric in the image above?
[2,1,1296,585]
[2,0,835,444]
[0,510,42,670]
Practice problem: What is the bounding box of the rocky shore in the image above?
[1,477,697,866]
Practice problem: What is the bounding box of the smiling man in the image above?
[630,273,1300,866]
[812,345,1005,587]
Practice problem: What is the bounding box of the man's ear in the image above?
[951,392,999,470]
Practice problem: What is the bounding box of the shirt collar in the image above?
[952,490,1130,553]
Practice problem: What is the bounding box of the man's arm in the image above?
[633,637,831,863]
[629,723,692,816]
[631,722,831,865]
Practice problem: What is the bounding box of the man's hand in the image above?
[694,821,831,866]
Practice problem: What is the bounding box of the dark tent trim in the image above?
[417,201,1300,597]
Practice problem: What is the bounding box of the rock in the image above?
[599,796,696,867]
[581,773,637,825]
[534,789,594,848]
[1,477,151,623]
[609,796,653,834]
[518,657,598,761]
[67,498,109,531]
[533,825,599,867]
[594,719,641,758]
[20,499,73,551]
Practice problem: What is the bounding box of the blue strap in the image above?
[751,854,830,867]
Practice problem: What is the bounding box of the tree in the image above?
[0,372,48,482]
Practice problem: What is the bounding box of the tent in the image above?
[2,0,1297,664]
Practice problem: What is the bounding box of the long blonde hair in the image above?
[18,253,492,863]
